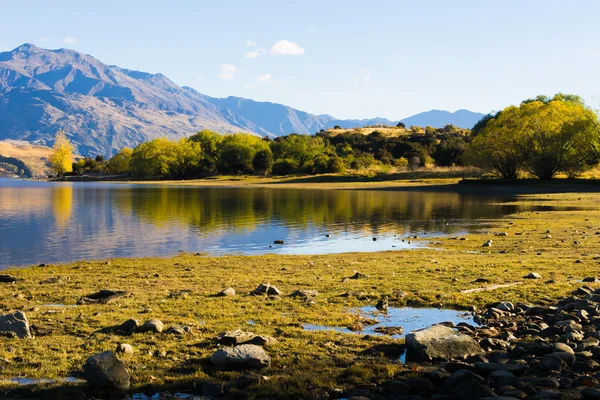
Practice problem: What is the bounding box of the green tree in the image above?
[252,148,273,176]
[218,133,269,174]
[49,129,74,176]
[107,148,133,175]
[189,129,223,174]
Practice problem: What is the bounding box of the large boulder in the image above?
[405,324,484,362]
[210,344,271,369]
[83,351,130,390]
[0,311,31,338]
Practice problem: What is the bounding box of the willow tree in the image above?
[49,129,74,176]
[467,94,600,179]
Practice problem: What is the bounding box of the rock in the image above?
[0,274,19,283]
[454,378,496,400]
[217,329,257,346]
[165,325,191,335]
[444,369,485,389]
[582,388,600,400]
[552,342,574,354]
[40,276,70,284]
[273,240,285,244]
[482,240,492,247]
[116,319,139,334]
[78,290,128,305]
[0,312,31,338]
[203,381,225,397]
[252,283,281,296]
[83,351,130,390]
[290,289,319,298]
[376,296,389,311]
[217,329,276,346]
[583,277,599,283]
[474,362,528,376]
[373,326,404,336]
[116,344,133,354]
[496,232,509,236]
[210,344,270,369]
[496,301,515,312]
[406,377,433,392]
[347,272,369,280]
[539,354,565,371]
[525,272,542,279]
[138,319,163,333]
[217,287,235,297]
[405,324,484,361]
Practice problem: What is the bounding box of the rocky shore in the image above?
[339,284,600,400]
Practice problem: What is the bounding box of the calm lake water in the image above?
[0,179,554,268]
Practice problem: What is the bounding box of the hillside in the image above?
[0,44,484,156]
[0,140,53,177]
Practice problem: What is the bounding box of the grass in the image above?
[1,189,600,398]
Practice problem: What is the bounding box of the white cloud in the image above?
[270,40,305,56]
[63,36,79,44]
[244,48,266,59]
[257,74,271,82]
[219,64,237,80]
[244,51,260,59]
[246,40,257,48]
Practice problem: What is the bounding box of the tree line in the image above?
[68,125,470,179]
[50,93,600,180]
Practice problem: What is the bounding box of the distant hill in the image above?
[0,140,53,177]
[399,109,484,129]
[0,44,484,156]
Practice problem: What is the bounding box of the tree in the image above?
[396,122,406,129]
[466,94,600,180]
[252,149,273,176]
[217,133,269,174]
[189,129,223,174]
[107,148,133,175]
[49,129,74,176]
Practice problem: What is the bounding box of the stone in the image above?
[496,302,515,312]
[474,362,528,376]
[252,283,281,296]
[217,287,235,297]
[40,276,70,284]
[138,319,163,333]
[444,369,485,389]
[406,377,433,392]
[552,342,574,354]
[83,351,130,390]
[582,388,600,400]
[525,272,542,279]
[116,319,139,334]
[539,354,565,371]
[290,289,319,298]
[116,344,133,354]
[165,325,191,335]
[0,312,31,338]
[405,324,484,362]
[216,329,276,346]
[454,378,496,400]
[210,344,270,369]
[376,296,389,311]
[0,275,19,283]
[78,290,128,305]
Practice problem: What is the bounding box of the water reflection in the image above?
[0,180,556,268]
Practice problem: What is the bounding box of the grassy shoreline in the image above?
[2,190,600,398]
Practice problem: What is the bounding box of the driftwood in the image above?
[460,282,523,294]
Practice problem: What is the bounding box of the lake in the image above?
[0,179,550,268]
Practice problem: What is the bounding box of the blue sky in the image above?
[1,0,599,119]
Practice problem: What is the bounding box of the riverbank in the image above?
[50,170,600,196]
[1,191,600,398]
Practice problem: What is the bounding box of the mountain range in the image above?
[0,44,484,156]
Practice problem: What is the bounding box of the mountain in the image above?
[399,109,484,129]
[0,44,484,156]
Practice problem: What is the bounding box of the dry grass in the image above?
[0,140,53,177]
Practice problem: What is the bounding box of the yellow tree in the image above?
[49,129,74,176]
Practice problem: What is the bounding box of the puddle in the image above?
[304,306,475,339]
[247,320,256,325]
